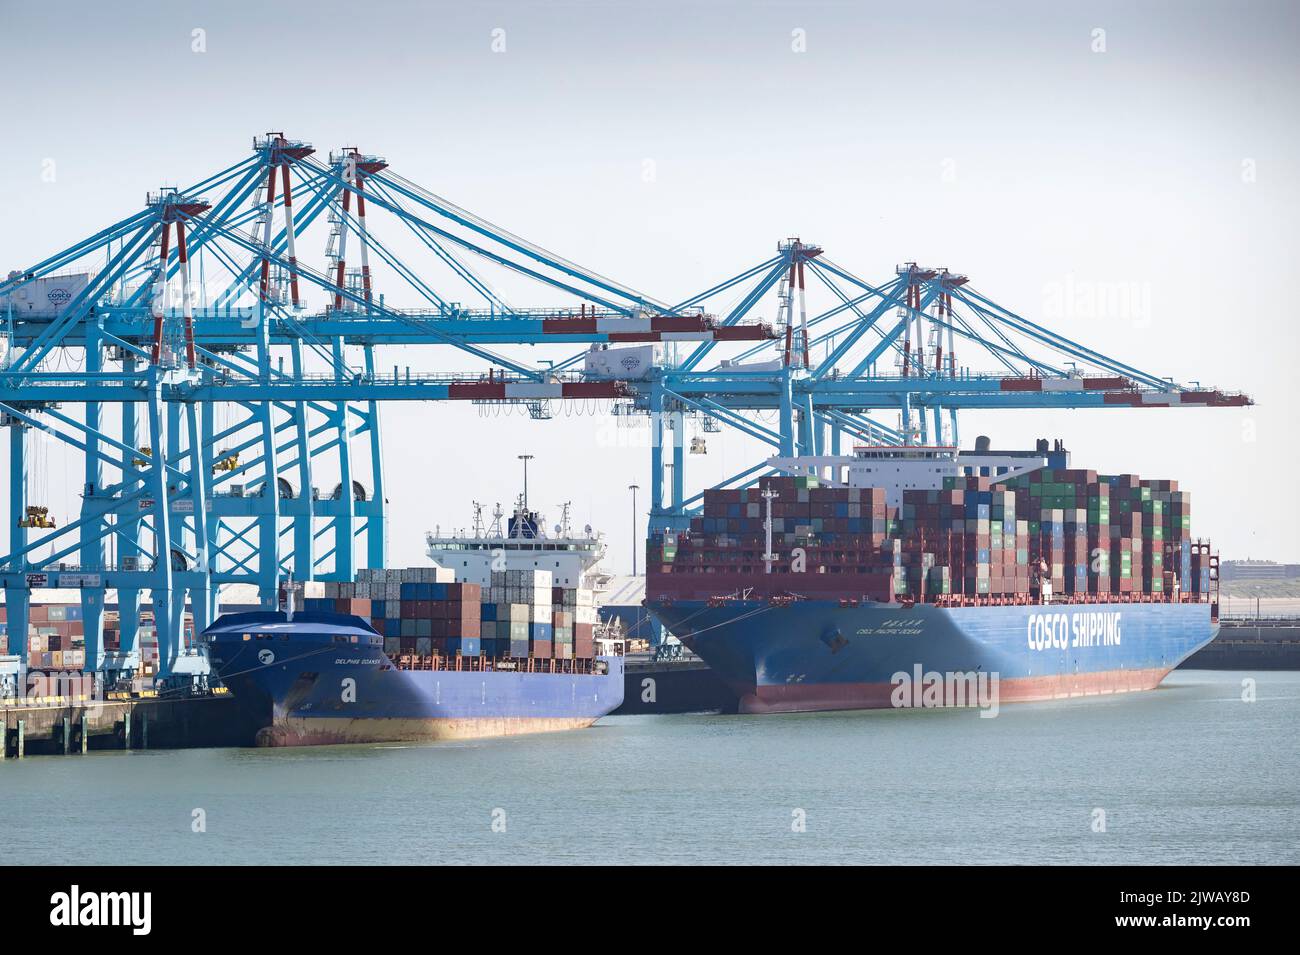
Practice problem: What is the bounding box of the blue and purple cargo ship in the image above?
[204,611,623,746]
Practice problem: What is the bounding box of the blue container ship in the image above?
[646,441,1221,714]
[204,611,623,746]
[650,599,1215,713]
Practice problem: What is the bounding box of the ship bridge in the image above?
[768,437,1067,508]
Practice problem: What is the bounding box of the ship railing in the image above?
[1219,615,1300,625]
[393,654,600,675]
[924,591,1214,609]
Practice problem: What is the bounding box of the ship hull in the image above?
[206,614,623,747]
[255,715,601,747]
[649,599,1216,715]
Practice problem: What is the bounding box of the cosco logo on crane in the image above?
[47,287,72,306]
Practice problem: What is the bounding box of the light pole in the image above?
[628,484,640,576]
[518,454,534,509]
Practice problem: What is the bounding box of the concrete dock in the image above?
[1,693,260,758]
[1181,617,1300,670]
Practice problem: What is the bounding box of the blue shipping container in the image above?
[448,637,481,656]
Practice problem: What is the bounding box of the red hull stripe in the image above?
[741,667,1172,714]
[260,715,597,746]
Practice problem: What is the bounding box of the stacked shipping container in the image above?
[647,475,899,599]
[898,481,1031,598]
[995,469,1200,597]
[648,466,1213,605]
[1,605,191,672]
[302,566,600,662]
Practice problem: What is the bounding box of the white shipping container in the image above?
[0,272,91,317]
[583,343,656,381]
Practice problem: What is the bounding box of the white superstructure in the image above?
[424,498,607,590]
[768,440,1063,509]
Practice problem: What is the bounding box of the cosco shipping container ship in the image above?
[646,440,1220,714]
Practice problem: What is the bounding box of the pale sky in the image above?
[1,0,1296,572]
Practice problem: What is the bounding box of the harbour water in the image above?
[6,670,1298,866]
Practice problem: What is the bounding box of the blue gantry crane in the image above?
[0,133,1249,673]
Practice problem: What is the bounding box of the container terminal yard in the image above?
[0,131,1267,749]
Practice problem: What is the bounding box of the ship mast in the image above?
[518,453,534,510]
[762,486,779,573]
